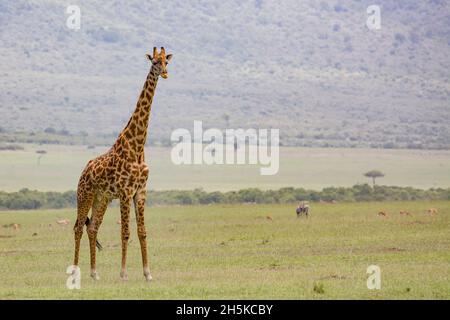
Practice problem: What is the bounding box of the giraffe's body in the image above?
[73,47,172,281]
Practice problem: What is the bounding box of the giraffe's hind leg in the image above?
[73,188,94,267]
[87,194,109,280]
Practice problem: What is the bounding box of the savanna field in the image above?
[2,0,450,305]
[1,201,449,299]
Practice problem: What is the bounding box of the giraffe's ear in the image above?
[166,54,173,62]
[146,54,153,61]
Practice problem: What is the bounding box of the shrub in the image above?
[1,185,449,210]
[0,144,24,151]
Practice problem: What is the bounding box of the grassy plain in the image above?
[1,144,449,192]
[0,201,449,299]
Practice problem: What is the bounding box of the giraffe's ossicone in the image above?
[72,47,173,282]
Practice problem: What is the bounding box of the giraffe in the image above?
[73,47,173,281]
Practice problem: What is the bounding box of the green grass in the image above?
[1,144,450,191]
[0,201,449,299]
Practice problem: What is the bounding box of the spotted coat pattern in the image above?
[72,47,172,281]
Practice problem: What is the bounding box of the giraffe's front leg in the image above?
[119,196,132,281]
[134,185,152,282]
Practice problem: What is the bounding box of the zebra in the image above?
[296,201,310,218]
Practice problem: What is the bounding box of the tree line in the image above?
[1,185,449,210]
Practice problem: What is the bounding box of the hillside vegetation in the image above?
[1,1,449,148]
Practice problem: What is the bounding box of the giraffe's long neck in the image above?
[115,66,159,160]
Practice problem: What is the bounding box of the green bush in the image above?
[1,185,449,210]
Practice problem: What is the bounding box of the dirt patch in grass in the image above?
[405,220,430,225]
[382,247,407,252]
[318,274,347,280]
[0,250,20,255]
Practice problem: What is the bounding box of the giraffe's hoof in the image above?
[90,271,100,281]
[120,271,129,281]
[144,273,153,282]
[143,267,152,282]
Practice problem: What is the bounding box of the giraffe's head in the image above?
[146,47,173,79]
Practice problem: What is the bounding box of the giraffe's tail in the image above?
[85,217,103,251]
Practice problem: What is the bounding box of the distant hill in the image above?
[0,0,449,149]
